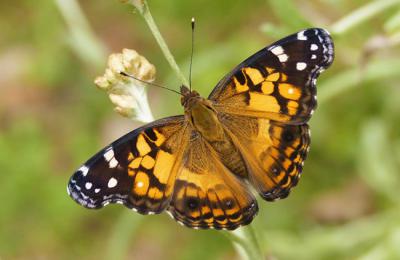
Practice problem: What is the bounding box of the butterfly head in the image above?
[180,85,200,106]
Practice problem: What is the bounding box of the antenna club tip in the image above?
[191,17,195,22]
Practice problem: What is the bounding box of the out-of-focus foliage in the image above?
[1,0,400,259]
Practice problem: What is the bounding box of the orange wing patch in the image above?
[213,65,310,123]
[125,118,189,214]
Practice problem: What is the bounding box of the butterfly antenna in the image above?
[189,17,195,91]
[120,72,182,96]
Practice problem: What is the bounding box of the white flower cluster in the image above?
[94,49,155,123]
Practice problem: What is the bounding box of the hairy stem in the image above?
[224,225,264,260]
[55,0,106,67]
[128,0,190,87]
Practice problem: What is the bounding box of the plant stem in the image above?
[106,212,143,260]
[224,225,264,260]
[55,0,106,67]
[129,0,190,87]
[330,0,400,35]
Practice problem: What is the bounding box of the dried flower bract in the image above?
[94,48,155,122]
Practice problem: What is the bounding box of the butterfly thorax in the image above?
[180,85,225,142]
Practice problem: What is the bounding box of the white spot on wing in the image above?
[79,166,89,177]
[310,44,318,51]
[108,177,118,188]
[103,148,114,161]
[297,30,307,40]
[278,54,288,62]
[311,54,317,59]
[80,192,89,199]
[109,158,118,168]
[85,182,92,190]
[296,62,307,71]
[270,46,289,63]
[271,45,284,55]
[95,188,100,193]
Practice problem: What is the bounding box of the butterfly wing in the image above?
[220,114,310,200]
[67,115,190,214]
[210,28,333,201]
[167,132,258,230]
[209,28,334,124]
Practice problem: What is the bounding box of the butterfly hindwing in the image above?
[167,132,258,230]
[263,122,310,200]
[67,116,189,214]
[210,28,334,124]
[218,114,310,201]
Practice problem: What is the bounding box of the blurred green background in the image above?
[1,0,400,259]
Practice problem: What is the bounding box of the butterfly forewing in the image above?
[210,28,334,124]
[68,116,189,214]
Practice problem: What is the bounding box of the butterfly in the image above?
[68,28,334,230]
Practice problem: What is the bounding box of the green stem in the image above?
[106,212,143,260]
[330,0,400,35]
[224,225,264,260]
[54,0,106,67]
[129,0,190,87]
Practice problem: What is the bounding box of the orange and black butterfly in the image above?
[68,28,334,230]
